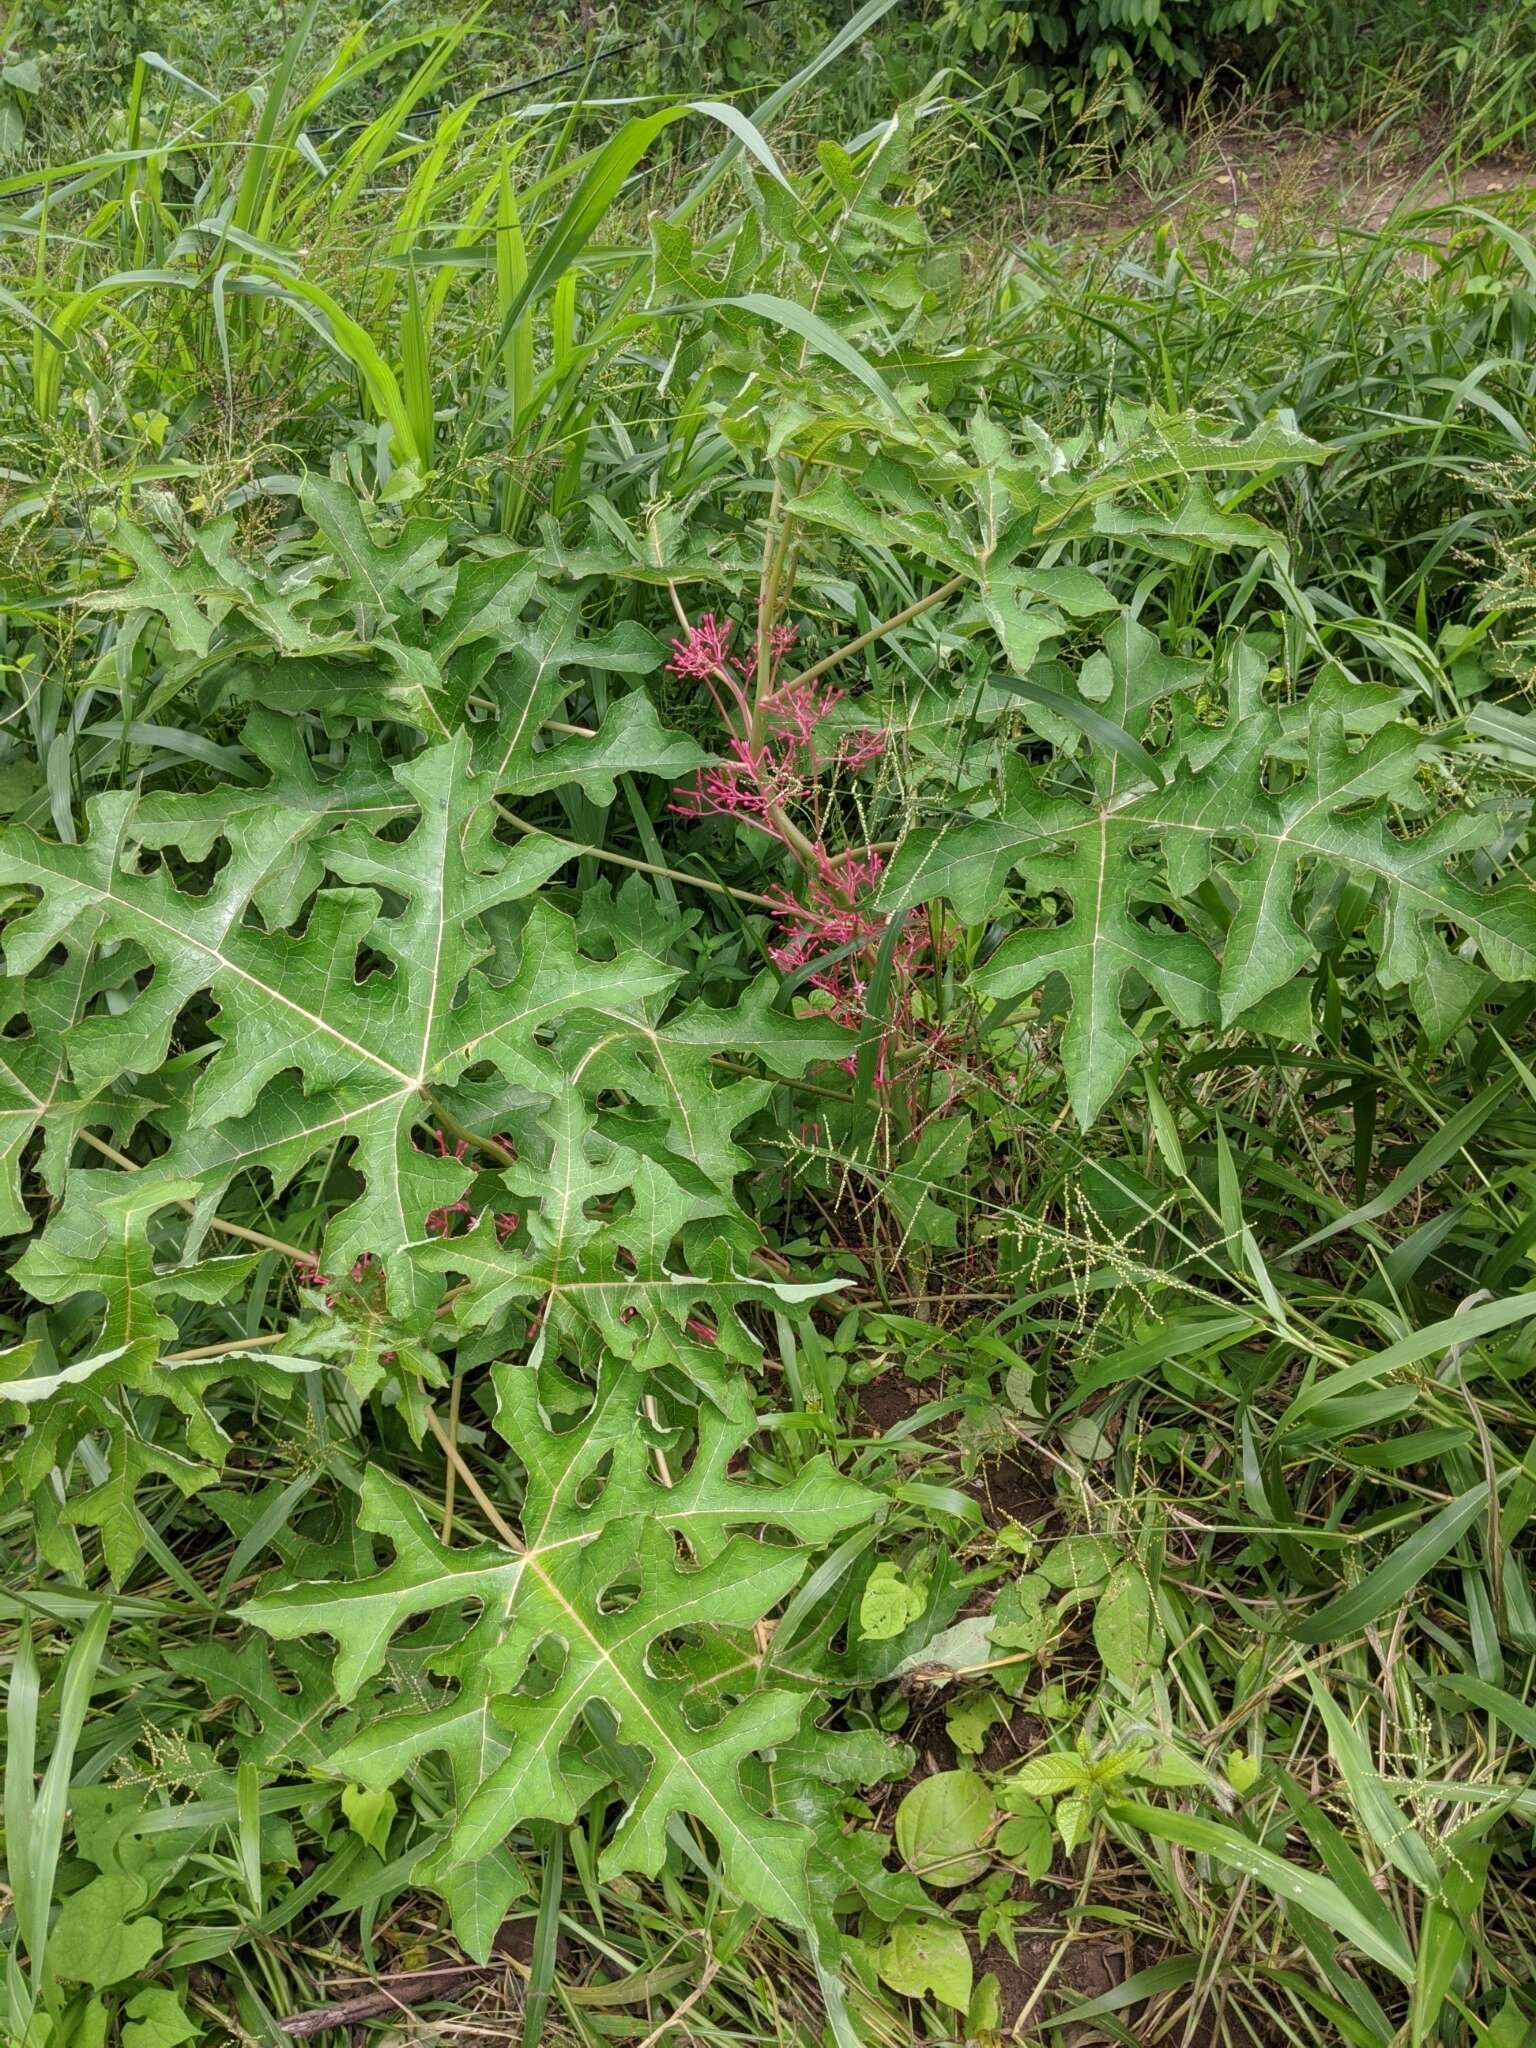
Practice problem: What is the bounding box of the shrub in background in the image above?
[10,0,1536,159]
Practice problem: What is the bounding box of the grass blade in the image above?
[13,1604,111,1983]
[1293,1482,1494,1643]
[1109,1800,1415,1982]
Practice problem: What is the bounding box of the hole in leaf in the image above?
[351,944,395,986]
[574,1451,613,1512]
[518,1637,568,1698]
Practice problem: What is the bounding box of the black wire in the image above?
[299,41,631,142]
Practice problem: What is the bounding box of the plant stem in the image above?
[440,1368,464,1542]
[752,484,796,745]
[421,1092,517,1168]
[75,1128,313,1264]
[709,1056,853,1101]
[779,572,965,697]
[161,1331,293,1364]
[497,802,782,909]
[424,1405,523,1551]
[643,1392,673,1487]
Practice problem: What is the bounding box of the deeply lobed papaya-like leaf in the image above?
[1,732,852,1330]
[1,675,856,1575]
[880,629,1536,1123]
[0,1176,324,1577]
[243,1360,880,1930]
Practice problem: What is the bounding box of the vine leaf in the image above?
[881,636,1536,1124]
[242,1361,879,1930]
[46,1873,163,1988]
[1,1176,320,1578]
[165,1637,355,1771]
[419,1087,845,1408]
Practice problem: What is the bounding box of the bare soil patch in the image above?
[1028,125,1534,254]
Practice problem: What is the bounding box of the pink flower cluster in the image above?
[667,610,951,1097]
[766,850,940,1087]
[666,613,886,844]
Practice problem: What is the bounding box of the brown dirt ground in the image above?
[968,1443,1053,1532]
[1027,126,1534,254]
[852,1370,921,1435]
[983,1930,1128,2042]
[852,1372,1053,1528]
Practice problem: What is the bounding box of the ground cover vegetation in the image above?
[2,1,1536,2043]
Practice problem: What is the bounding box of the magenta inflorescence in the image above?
[667,610,957,1095]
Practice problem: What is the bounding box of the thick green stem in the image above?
[421,1091,517,1169]
[779,572,966,698]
